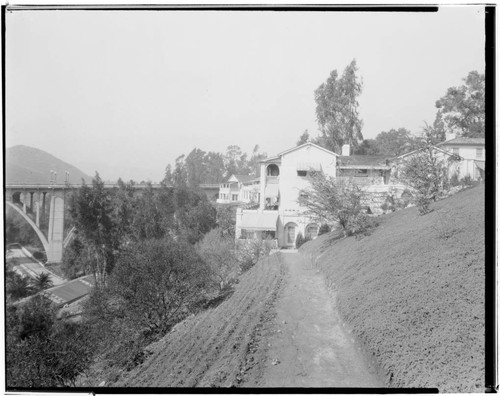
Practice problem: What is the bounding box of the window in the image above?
[285,223,297,245]
[476,148,483,159]
[355,169,368,177]
[297,170,307,177]
[299,193,309,206]
[267,164,280,176]
[232,194,238,201]
[452,147,460,155]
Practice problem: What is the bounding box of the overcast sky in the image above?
[6,6,485,182]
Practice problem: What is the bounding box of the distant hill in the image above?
[6,145,92,185]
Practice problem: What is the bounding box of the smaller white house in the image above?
[437,137,485,180]
[391,145,463,182]
[217,174,260,204]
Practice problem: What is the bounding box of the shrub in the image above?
[196,228,239,292]
[6,270,34,300]
[6,296,94,388]
[416,194,432,215]
[110,238,212,335]
[345,213,379,238]
[461,175,474,187]
[237,238,273,272]
[32,251,47,262]
[318,223,331,235]
[30,272,54,292]
[449,173,460,187]
[295,232,311,248]
[298,174,363,234]
[62,237,89,280]
[398,141,456,214]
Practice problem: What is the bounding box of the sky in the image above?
[5,6,486,182]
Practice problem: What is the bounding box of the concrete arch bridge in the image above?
[5,183,219,263]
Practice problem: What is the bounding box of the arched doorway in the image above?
[305,223,319,240]
[284,222,298,247]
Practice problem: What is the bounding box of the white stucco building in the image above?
[235,143,338,248]
[217,174,260,204]
[392,137,485,182]
[438,137,485,180]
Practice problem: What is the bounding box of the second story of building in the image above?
[438,137,485,161]
[258,142,338,212]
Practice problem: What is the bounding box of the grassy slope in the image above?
[300,185,485,392]
[115,253,286,387]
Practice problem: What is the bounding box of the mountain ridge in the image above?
[6,145,93,185]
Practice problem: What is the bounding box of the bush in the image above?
[110,238,212,335]
[62,237,89,280]
[295,232,311,248]
[449,173,460,187]
[345,213,379,238]
[6,296,94,388]
[399,142,456,214]
[416,194,432,215]
[237,239,273,272]
[318,223,331,236]
[32,251,47,262]
[196,228,239,292]
[6,270,34,301]
[298,174,363,234]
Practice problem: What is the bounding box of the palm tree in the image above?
[31,272,54,292]
[6,269,33,300]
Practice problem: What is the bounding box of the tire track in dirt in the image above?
[117,252,287,387]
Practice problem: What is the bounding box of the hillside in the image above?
[112,253,286,387]
[86,185,483,391]
[6,145,92,185]
[300,185,485,392]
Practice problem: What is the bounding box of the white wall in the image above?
[278,145,337,211]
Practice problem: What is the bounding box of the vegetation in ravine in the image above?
[6,171,272,389]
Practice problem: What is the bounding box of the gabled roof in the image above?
[223,174,257,184]
[393,146,463,161]
[260,142,338,164]
[232,174,254,184]
[439,137,485,146]
[277,142,338,158]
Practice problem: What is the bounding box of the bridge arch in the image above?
[6,201,50,257]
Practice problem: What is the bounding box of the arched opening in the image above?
[12,192,22,205]
[267,164,280,176]
[305,223,319,240]
[284,222,298,247]
[5,202,50,258]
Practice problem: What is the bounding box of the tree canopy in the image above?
[314,60,364,153]
[434,70,485,139]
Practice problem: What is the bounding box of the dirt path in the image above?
[257,251,382,388]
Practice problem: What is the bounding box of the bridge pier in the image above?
[22,192,27,213]
[47,194,65,263]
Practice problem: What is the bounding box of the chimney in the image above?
[341,144,350,156]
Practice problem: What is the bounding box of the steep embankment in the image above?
[115,253,286,387]
[300,185,485,392]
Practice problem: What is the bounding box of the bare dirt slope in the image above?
[255,251,382,388]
